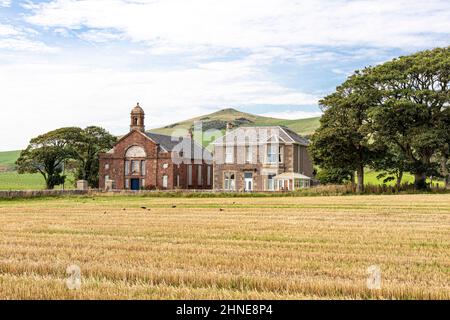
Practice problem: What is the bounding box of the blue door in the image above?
[131,178,140,190]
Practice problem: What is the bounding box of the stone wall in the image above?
[0,190,90,199]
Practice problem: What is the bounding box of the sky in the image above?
[0,0,449,151]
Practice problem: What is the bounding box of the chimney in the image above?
[226,122,233,130]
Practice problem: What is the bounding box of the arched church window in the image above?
[125,146,146,158]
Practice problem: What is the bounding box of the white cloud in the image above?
[25,0,450,52]
[259,110,323,120]
[0,58,317,150]
[0,23,59,52]
[0,24,19,36]
[0,37,59,52]
[0,0,11,8]
[78,29,125,43]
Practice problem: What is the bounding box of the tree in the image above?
[16,128,82,189]
[437,111,450,188]
[371,142,409,190]
[72,126,117,188]
[368,47,450,189]
[310,71,379,193]
[315,167,353,185]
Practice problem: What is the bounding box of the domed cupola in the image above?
[130,102,145,132]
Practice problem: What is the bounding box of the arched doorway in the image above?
[124,146,147,190]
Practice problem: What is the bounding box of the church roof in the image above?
[146,132,212,161]
[146,132,183,151]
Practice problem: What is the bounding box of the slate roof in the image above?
[146,132,183,152]
[282,127,310,145]
[146,132,212,161]
[212,126,309,146]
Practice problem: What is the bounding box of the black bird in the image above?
[141,206,147,210]
[172,205,177,208]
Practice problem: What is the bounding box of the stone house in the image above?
[98,104,213,190]
[211,125,314,192]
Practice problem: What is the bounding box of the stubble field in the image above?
[0,194,448,300]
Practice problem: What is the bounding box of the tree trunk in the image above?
[350,172,355,185]
[396,170,403,190]
[356,164,364,193]
[414,172,427,190]
[46,177,55,190]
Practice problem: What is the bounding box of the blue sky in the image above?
[0,0,449,150]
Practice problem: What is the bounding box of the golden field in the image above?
[0,194,448,300]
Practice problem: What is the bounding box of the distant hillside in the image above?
[151,108,321,138]
[0,150,20,172]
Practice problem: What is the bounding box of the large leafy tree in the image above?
[72,126,117,188]
[370,142,409,189]
[312,47,449,191]
[16,127,82,189]
[438,112,450,187]
[310,72,379,193]
[368,47,449,189]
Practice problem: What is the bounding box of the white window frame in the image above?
[266,145,278,164]
[224,172,236,191]
[225,146,234,164]
[141,160,146,175]
[245,145,252,163]
[267,174,276,191]
[162,175,168,188]
[131,160,140,175]
[125,161,130,175]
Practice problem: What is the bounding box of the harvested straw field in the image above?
[0,194,448,299]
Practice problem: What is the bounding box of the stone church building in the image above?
[99,104,213,190]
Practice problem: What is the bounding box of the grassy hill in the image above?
[151,108,321,138]
[0,150,20,172]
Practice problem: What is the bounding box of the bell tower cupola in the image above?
[130,102,145,132]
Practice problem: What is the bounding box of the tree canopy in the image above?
[310,46,450,190]
[16,126,116,189]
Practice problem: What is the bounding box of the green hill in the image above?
[151,108,321,138]
[0,150,20,172]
